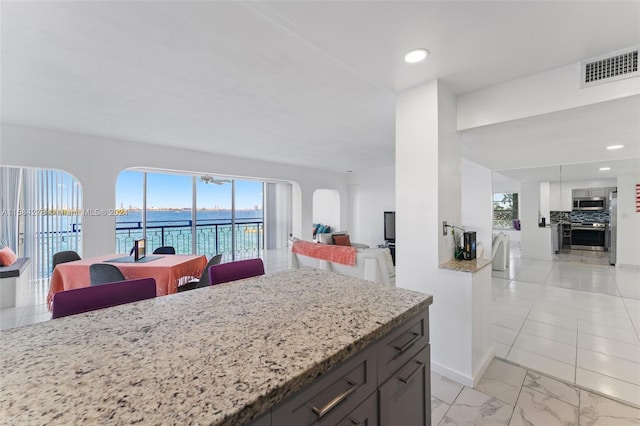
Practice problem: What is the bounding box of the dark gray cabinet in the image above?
[253,307,431,426]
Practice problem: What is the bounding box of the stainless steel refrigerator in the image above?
[609,191,617,265]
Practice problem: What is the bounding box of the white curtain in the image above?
[0,167,23,251]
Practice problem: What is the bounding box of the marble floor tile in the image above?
[521,319,577,345]
[579,389,640,425]
[493,311,526,331]
[475,358,527,406]
[513,332,576,365]
[577,348,640,386]
[578,332,640,364]
[431,371,464,405]
[526,310,578,330]
[441,387,514,426]
[578,309,635,330]
[529,302,579,319]
[507,348,575,383]
[494,342,511,359]
[523,371,579,407]
[493,301,530,319]
[431,396,450,426]
[576,368,640,407]
[510,387,578,426]
[578,320,640,345]
[493,324,519,346]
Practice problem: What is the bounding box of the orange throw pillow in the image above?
[333,234,351,246]
[0,246,17,266]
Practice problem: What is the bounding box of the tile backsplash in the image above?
[550,210,609,224]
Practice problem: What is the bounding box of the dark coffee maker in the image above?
[463,231,476,260]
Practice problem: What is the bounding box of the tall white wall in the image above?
[616,173,640,268]
[458,61,640,130]
[346,165,395,248]
[312,189,341,232]
[1,124,348,257]
[462,159,492,259]
[520,182,552,260]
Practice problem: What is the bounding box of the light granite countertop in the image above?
[439,257,492,273]
[0,268,432,425]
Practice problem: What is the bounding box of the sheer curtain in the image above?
[0,167,23,251]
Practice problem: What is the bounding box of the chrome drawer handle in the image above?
[394,332,421,354]
[398,360,424,384]
[312,379,358,419]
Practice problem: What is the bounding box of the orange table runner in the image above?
[47,254,207,310]
[292,239,357,266]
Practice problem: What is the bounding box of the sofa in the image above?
[289,239,395,286]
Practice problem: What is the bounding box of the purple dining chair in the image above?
[208,258,265,285]
[51,277,157,319]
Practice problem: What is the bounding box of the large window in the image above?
[115,170,264,260]
[493,192,519,230]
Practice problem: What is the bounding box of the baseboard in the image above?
[431,348,496,388]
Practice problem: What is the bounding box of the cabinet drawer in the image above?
[336,392,378,426]
[272,349,376,426]
[379,344,430,426]
[377,309,429,384]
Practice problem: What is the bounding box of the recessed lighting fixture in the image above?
[599,167,611,171]
[606,145,624,150]
[405,48,430,64]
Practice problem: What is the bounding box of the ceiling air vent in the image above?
[581,47,639,88]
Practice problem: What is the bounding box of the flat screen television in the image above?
[134,238,146,261]
[384,211,395,242]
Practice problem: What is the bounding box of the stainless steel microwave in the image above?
[573,197,606,211]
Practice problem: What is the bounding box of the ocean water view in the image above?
[115,209,264,259]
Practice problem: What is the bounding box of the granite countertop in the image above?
[439,257,492,273]
[0,268,432,425]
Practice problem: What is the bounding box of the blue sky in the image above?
[116,170,263,209]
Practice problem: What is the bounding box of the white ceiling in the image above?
[1,1,639,177]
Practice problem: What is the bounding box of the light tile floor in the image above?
[432,358,640,425]
[492,243,640,408]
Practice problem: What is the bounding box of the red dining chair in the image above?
[208,258,265,285]
[51,277,156,319]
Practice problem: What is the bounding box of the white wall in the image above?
[520,182,552,260]
[346,165,395,248]
[616,173,640,268]
[312,189,341,233]
[1,124,348,257]
[462,159,492,259]
[458,61,640,130]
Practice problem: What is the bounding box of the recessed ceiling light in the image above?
[606,145,624,150]
[599,167,611,171]
[404,48,430,64]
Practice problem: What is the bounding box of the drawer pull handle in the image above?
[398,360,424,384]
[312,379,358,419]
[349,417,363,425]
[394,332,421,354]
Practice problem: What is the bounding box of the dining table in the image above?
[47,253,207,309]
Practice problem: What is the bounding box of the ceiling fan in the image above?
[200,176,231,185]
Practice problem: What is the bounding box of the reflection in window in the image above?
[493,193,519,230]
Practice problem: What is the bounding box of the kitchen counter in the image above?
[0,268,432,425]
[439,257,492,273]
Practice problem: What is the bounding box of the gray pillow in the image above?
[317,233,335,244]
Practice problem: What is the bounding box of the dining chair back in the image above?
[52,250,81,270]
[177,254,223,292]
[153,246,176,255]
[208,258,265,285]
[52,277,156,319]
[89,263,126,286]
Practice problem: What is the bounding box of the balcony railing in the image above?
[115,219,263,259]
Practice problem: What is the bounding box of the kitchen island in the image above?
[0,268,432,425]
